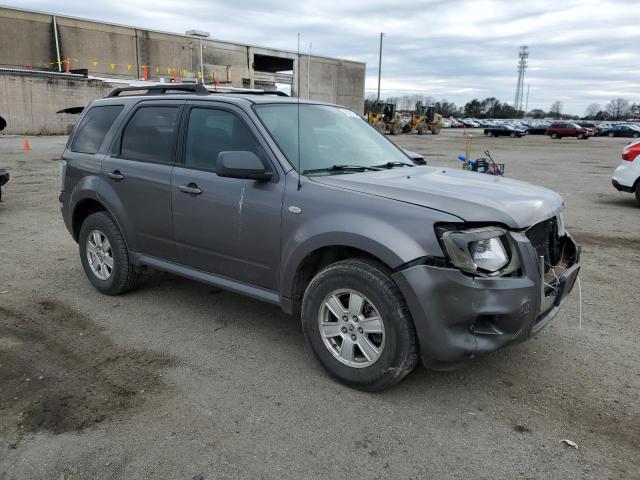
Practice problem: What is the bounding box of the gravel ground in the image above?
[0,130,638,479]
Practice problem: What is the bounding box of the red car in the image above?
[546,122,593,140]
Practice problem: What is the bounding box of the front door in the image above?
[102,101,182,261]
[171,103,284,290]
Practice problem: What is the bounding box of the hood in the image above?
[311,166,564,229]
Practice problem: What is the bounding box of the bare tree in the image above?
[605,98,630,120]
[584,103,601,118]
[549,101,563,119]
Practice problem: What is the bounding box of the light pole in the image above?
[377,32,385,102]
[186,30,210,83]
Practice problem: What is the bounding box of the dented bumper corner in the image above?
[391,230,580,369]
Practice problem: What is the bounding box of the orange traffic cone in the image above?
[23,137,31,151]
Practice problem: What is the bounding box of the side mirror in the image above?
[216,151,272,181]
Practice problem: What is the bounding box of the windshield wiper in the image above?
[373,161,414,169]
[302,164,383,175]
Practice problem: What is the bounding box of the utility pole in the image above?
[186,30,210,83]
[525,83,530,114]
[308,42,312,99]
[377,32,385,102]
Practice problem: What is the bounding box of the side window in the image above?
[120,106,179,164]
[71,105,123,154]
[184,108,263,171]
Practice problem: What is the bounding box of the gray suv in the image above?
[60,84,581,391]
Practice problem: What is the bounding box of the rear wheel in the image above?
[609,132,615,137]
[577,133,585,139]
[301,259,419,391]
[417,123,428,135]
[374,121,386,134]
[79,211,139,295]
[510,132,516,138]
[635,183,640,206]
[551,132,559,139]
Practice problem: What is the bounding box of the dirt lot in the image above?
[0,130,638,479]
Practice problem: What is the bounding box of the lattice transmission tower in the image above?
[514,46,529,112]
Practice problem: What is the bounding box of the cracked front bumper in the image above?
[391,231,580,369]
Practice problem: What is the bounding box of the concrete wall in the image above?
[0,6,365,113]
[0,71,116,135]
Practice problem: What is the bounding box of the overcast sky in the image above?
[10,0,640,114]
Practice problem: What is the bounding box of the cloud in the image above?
[13,0,640,114]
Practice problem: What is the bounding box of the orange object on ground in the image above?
[23,138,31,151]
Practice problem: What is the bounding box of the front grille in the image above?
[525,217,561,268]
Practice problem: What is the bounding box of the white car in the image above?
[612,139,640,205]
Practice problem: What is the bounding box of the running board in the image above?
[132,253,280,305]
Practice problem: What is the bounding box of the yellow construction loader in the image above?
[366,101,403,135]
[404,105,443,135]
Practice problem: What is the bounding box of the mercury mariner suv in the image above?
[59,84,581,391]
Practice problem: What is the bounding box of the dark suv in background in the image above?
[59,84,581,391]
[546,122,593,139]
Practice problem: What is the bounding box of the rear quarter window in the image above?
[71,105,124,154]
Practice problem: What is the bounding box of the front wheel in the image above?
[609,132,615,137]
[79,211,139,295]
[510,132,516,138]
[301,259,419,391]
[577,133,585,139]
[551,133,559,139]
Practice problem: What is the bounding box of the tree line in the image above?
[365,94,639,120]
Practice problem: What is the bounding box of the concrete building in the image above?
[0,6,366,134]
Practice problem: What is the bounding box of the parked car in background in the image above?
[602,125,640,138]
[484,125,527,137]
[577,122,604,135]
[546,122,592,139]
[58,83,581,391]
[612,139,640,205]
[459,118,480,128]
[526,125,548,135]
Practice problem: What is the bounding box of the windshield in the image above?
[254,104,411,174]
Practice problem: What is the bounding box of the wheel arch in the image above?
[283,243,398,317]
[69,177,137,252]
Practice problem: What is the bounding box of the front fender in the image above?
[280,176,461,299]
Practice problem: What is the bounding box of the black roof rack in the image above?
[106,83,289,98]
[107,83,209,97]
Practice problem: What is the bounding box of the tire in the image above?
[79,211,139,295]
[609,132,615,137]
[391,123,402,135]
[636,183,640,206]
[417,123,428,135]
[374,121,386,134]
[551,133,559,139]
[510,132,516,138]
[301,259,419,391]
[487,131,493,137]
[634,133,639,138]
[577,133,585,139]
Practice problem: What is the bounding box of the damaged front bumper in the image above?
[391,229,580,369]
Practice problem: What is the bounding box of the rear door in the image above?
[171,101,284,290]
[102,100,183,261]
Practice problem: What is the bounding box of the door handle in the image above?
[107,170,124,181]
[178,183,202,195]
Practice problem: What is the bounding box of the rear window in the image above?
[120,106,179,164]
[71,105,123,154]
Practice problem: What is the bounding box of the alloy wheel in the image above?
[86,229,114,280]
[318,289,385,368]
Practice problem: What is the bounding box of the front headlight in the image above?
[438,225,516,275]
